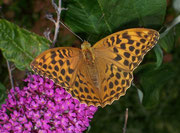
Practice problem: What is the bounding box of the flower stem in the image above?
[123,108,128,133]
[51,0,67,48]
[6,60,14,90]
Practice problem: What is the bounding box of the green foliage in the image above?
[159,29,175,53]
[138,64,175,108]
[0,82,7,107]
[63,0,166,43]
[154,45,163,68]
[0,19,50,70]
[158,15,180,53]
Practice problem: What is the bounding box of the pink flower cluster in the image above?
[0,75,97,133]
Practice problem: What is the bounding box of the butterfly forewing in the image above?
[93,28,159,71]
[30,47,82,88]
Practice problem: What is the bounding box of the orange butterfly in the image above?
[30,28,159,107]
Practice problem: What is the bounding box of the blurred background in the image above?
[0,0,180,133]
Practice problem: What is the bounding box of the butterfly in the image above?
[30,28,159,108]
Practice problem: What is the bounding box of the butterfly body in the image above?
[81,41,95,63]
[81,42,102,99]
[31,28,160,107]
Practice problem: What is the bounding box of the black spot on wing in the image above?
[58,60,64,66]
[116,35,121,44]
[136,42,140,47]
[67,49,71,57]
[51,51,56,58]
[110,90,115,95]
[120,43,126,49]
[129,46,135,51]
[57,50,64,58]
[109,82,113,89]
[106,39,111,47]
[124,52,130,58]
[43,64,47,69]
[62,49,68,57]
[39,62,42,66]
[113,47,118,53]
[54,65,59,71]
[122,32,130,39]
[128,40,134,44]
[75,81,79,87]
[123,60,129,66]
[116,73,121,79]
[66,60,70,65]
[52,71,57,76]
[66,76,70,82]
[135,50,140,55]
[87,95,92,99]
[104,86,107,91]
[105,65,108,73]
[84,87,89,93]
[68,68,74,74]
[110,36,115,45]
[140,39,146,43]
[51,60,56,64]
[61,69,65,75]
[114,55,122,61]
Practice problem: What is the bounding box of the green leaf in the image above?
[138,64,175,108]
[0,19,50,70]
[159,29,175,52]
[132,83,144,103]
[0,82,7,107]
[160,15,180,38]
[173,0,180,13]
[85,125,91,133]
[137,88,143,103]
[63,0,166,43]
[175,23,180,42]
[154,45,163,68]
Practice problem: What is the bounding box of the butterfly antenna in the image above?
[60,21,84,42]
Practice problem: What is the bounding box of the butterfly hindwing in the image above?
[70,61,102,107]
[95,57,133,107]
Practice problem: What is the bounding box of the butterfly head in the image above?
[81,41,95,63]
[81,41,92,50]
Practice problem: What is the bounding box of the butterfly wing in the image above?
[30,47,101,106]
[93,28,159,107]
[31,28,159,108]
[94,57,133,107]
[70,61,102,107]
[30,47,82,88]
